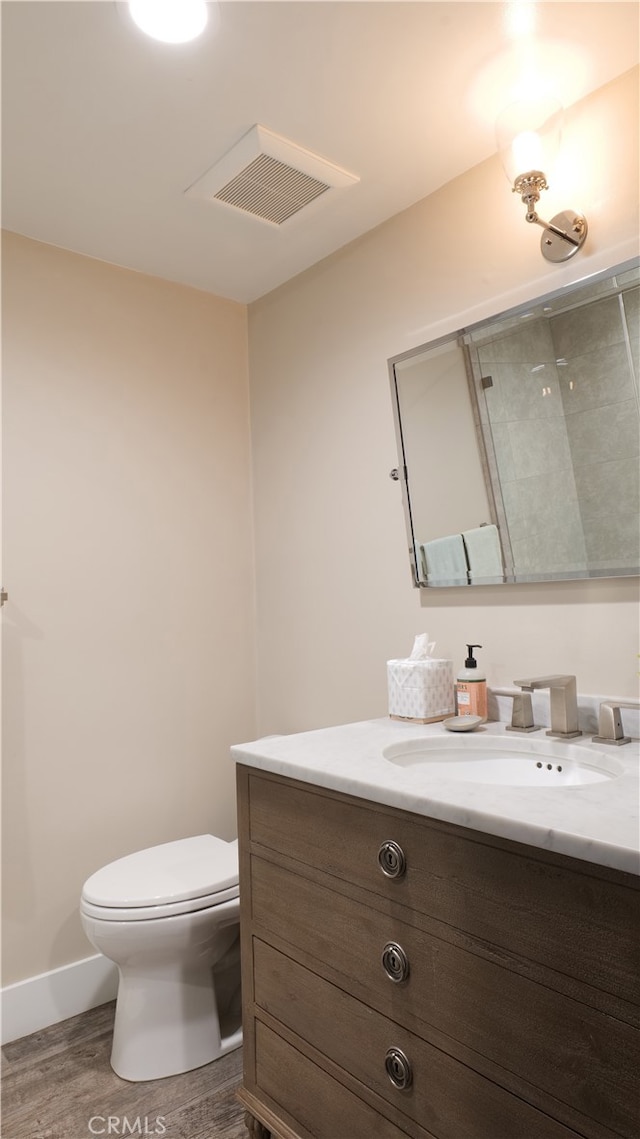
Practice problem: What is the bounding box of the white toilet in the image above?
[80,834,241,1082]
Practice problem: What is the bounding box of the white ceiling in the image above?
[2,2,638,303]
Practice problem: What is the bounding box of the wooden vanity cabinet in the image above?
[236,765,639,1139]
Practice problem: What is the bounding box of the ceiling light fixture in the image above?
[128,0,208,44]
[496,96,587,263]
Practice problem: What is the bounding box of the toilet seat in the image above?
[80,883,239,922]
[81,835,239,922]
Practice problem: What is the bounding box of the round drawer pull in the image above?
[377,840,406,879]
[385,1046,413,1090]
[381,942,410,983]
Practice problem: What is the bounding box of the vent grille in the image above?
[185,125,359,226]
[214,154,330,225]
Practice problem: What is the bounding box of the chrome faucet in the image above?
[513,675,582,739]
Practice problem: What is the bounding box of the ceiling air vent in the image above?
[185,125,359,225]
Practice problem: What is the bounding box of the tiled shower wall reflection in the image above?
[479,322,586,575]
[551,287,639,572]
[478,286,639,577]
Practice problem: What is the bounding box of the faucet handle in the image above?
[504,692,539,734]
[593,702,632,746]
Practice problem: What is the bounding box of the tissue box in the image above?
[387,658,454,723]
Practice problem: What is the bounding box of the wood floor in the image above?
[1,1002,249,1139]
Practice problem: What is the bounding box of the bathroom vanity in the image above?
[231,719,639,1139]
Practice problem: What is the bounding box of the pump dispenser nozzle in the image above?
[465,644,482,668]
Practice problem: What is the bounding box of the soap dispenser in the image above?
[456,644,487,722]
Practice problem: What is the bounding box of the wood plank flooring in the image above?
[1,1002,249,1139]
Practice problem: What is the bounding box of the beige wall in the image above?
[2,234,256,983]
[248,68,640,737]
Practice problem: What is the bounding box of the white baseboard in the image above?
[1,954,118,1044]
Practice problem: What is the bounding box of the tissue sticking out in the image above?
[409,633,436,660]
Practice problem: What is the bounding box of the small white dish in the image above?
[443,715,483,732]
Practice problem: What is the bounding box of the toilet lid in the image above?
[82,835,238,908]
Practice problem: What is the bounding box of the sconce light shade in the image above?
[496,97,563,185]
[495,96,587,263]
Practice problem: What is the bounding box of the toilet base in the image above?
[111,962,242,1082]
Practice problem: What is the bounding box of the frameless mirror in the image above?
[389,258,639,587]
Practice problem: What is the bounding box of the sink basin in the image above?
[382,735,623,787]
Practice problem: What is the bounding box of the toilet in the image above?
[80,834,241,1082]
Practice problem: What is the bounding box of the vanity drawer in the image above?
[247,770,640,1005]
[253,938,586,1139]
[251,854,639,1138]
[253,1020,419,1139]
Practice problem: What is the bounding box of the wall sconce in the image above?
[496,97,587,263]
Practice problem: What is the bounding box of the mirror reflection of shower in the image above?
[390,258,639,587]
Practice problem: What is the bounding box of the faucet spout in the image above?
[514,674,575,692]
[513,675,582,739]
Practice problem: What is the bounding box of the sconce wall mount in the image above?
[512,169,588,263]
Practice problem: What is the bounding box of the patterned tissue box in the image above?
[387,658,455,723]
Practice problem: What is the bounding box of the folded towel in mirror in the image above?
[462,524,504,584]
[421,534,469,586]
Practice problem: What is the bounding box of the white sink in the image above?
[382,734,623,787]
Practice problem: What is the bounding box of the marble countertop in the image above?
[231,718,640,875]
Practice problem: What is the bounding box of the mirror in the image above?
[390,258,640,587]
